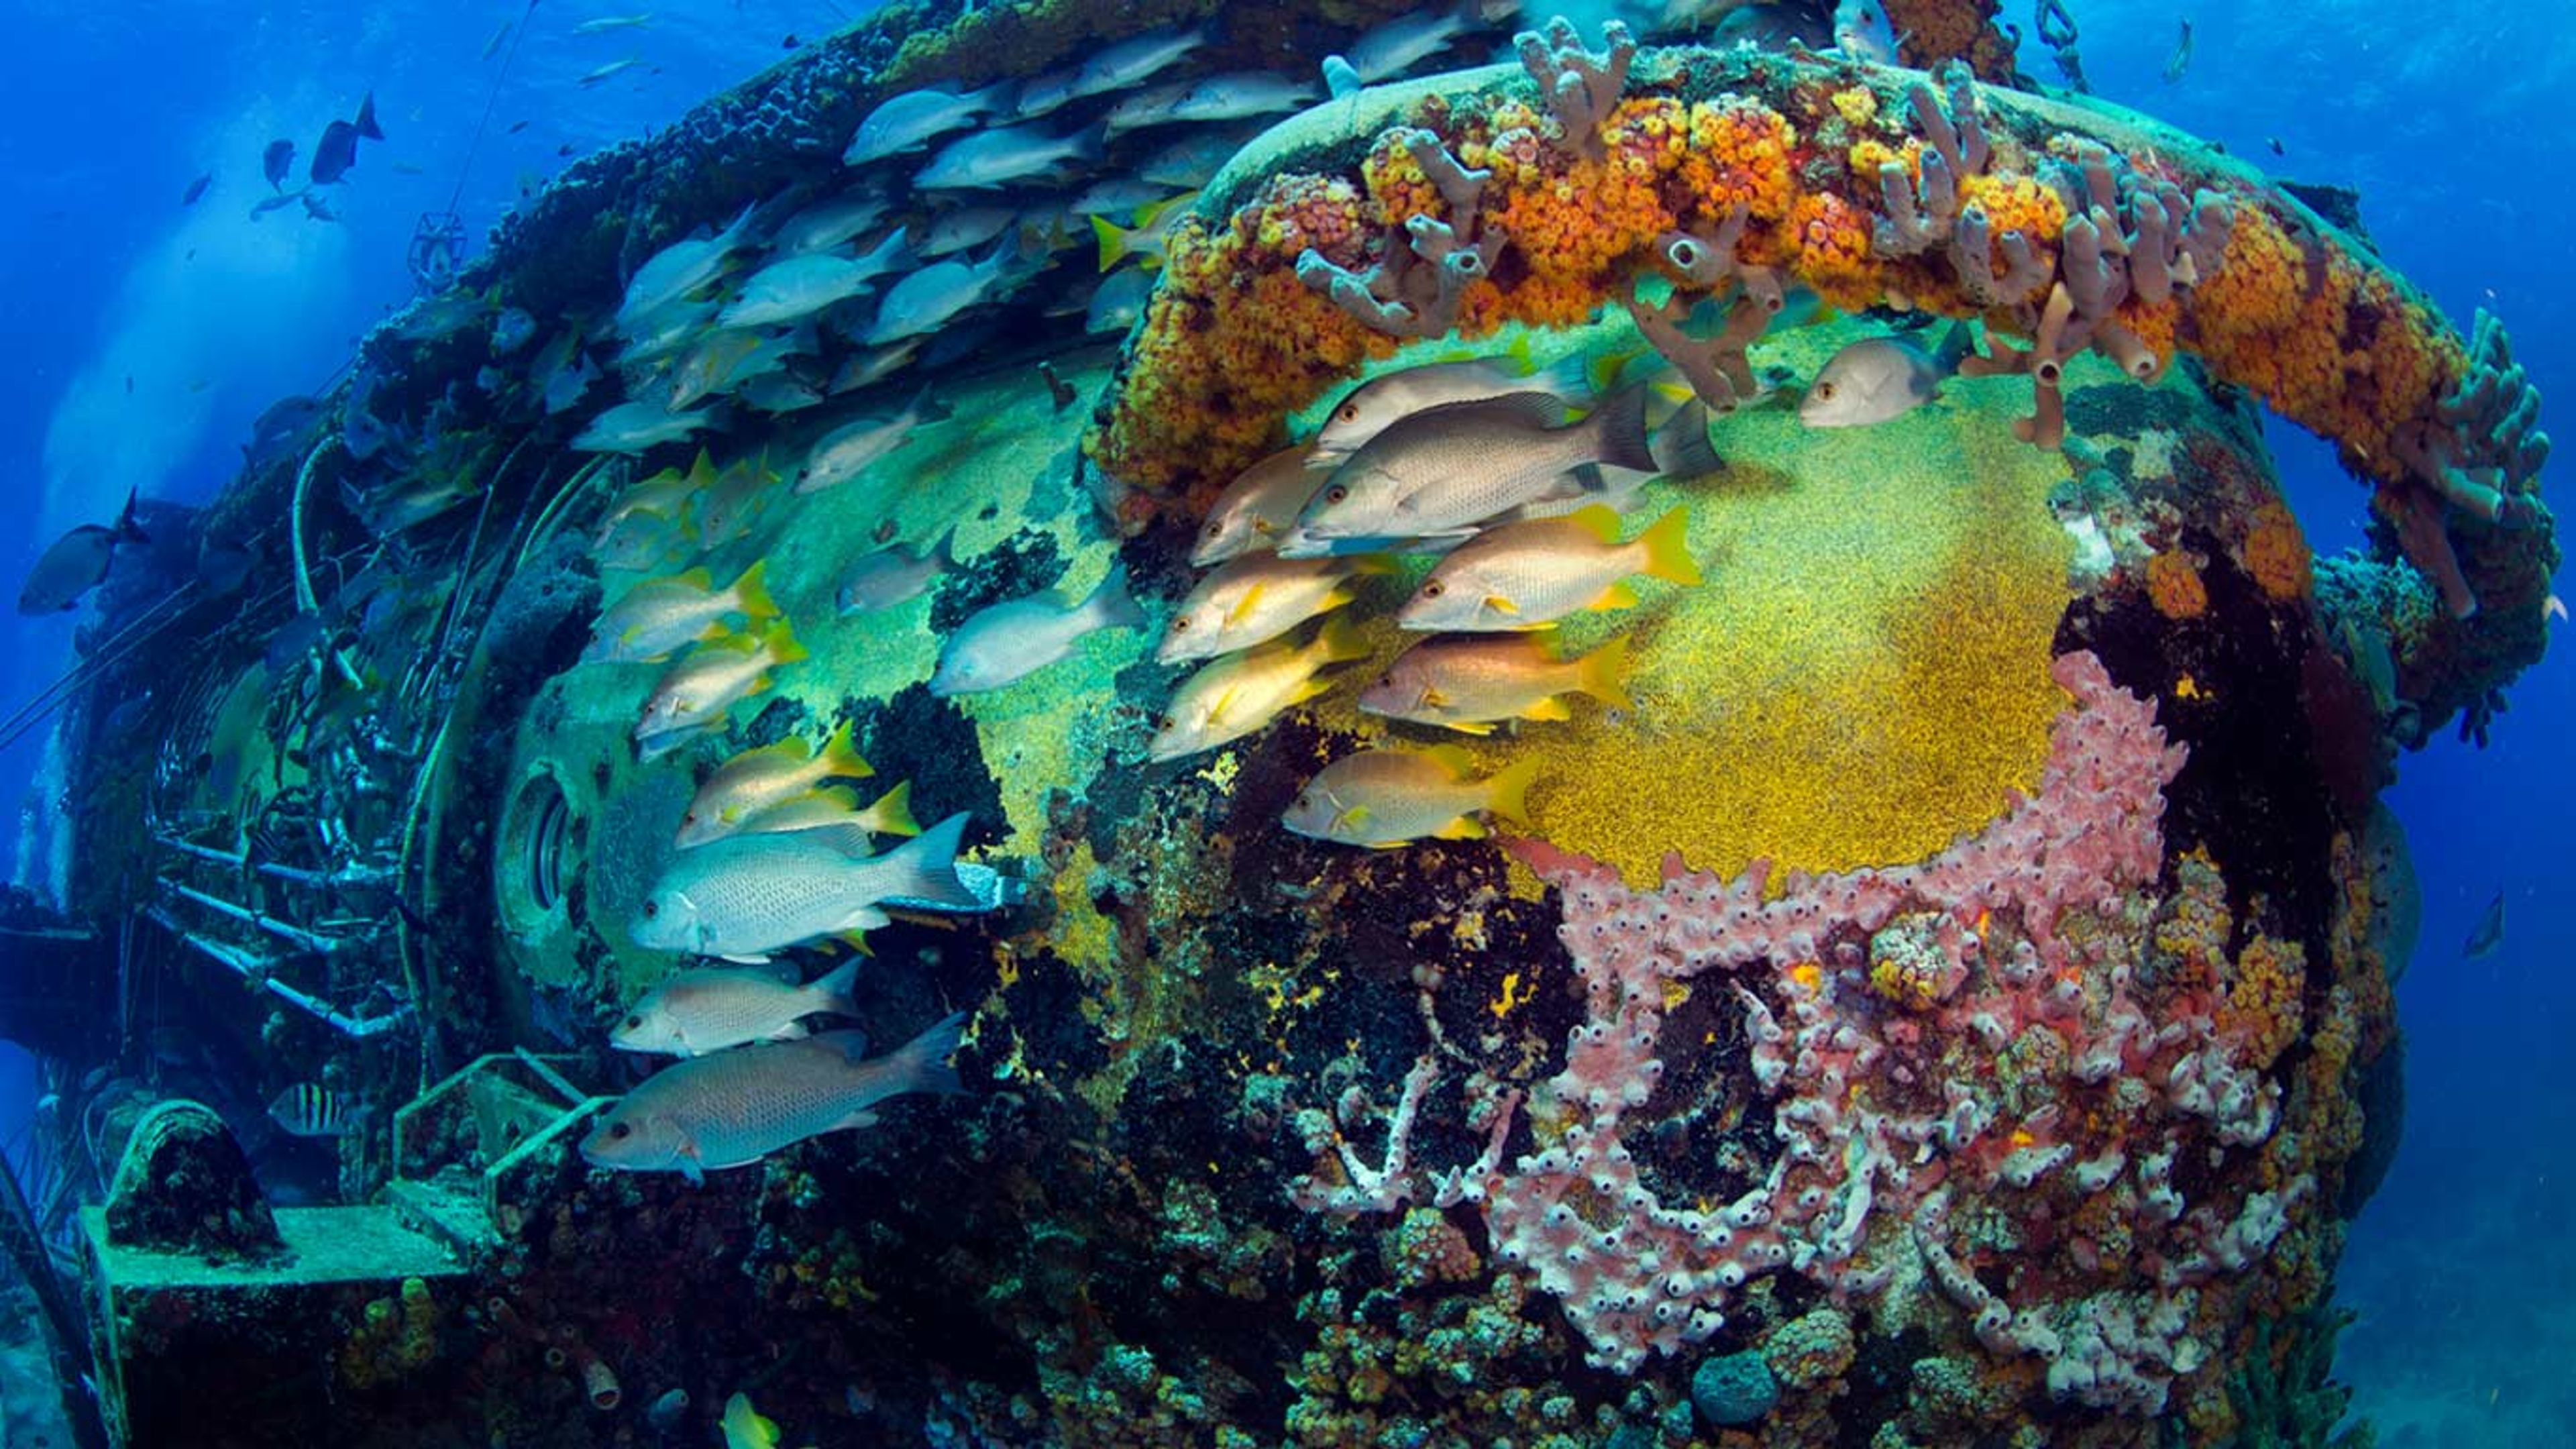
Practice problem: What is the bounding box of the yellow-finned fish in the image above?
[612,958,860,1057]
[635,619,806,746]
[1157,551,1389,664]
[731,780,920,839]
[1395,504,1699,632]
[697,449,781,549]
[1281,745,1540,847]
[1088,190,1195,271]
[1147,615,1370,762]
[596,449,713,539]
[675,719,875,848]
[1356,633,1631,734]
[584,559,781,665]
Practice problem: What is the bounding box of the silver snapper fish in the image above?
[573,399,718,454]
[629,812,981,961]
[916,205,1018,258]
[578,1011,967,1182]
[837,529,958,614]
[1307,347,1585,460]
[618,205,756,333]
[930,562,1144,696]
[863,242,1017,345]
[1067,24,1205,100]
[611,958,861,1057]
[1083,268,1155,336]
[1797,323,1972,428]
[914,122,1095,191]
[18,490,147,615]
[772,193,891,255]
[1342,8,1470,83]
[1283,386,1656,555]
[795,386,953,494]
[843,82,1012,166]
[1192,445,1330,566]
[1166,72,1316,125]
[716,228,910,329]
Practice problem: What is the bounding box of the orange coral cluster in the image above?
[2145,549,2210,621]
[2188,206,2463,483]
[2219,934,2307,1071]
[1884,0,2019,80]
[2239,502,2314,601]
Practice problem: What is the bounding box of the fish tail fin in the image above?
[818,717,873,780]
[763,618,810,665]
[113,488,149,545]
[875,812,981,910]
[730,558,780,619]
[1637,506,1702,586]
[1090,215,1130,272]
[910,382,955,425]
[354,91,384,142]
[1935,319,1977,378]
[1655,399,1725,478]
[1576,634,1634,710]
[1311,611,1371,666]
[1484,756,1542,828]
[933,525,961,570]
[861,779,920,837]
[1589,383,1659,474]
[1502,331,1538,377]
[886,1010,971,1099]
[1082,559,1146,632]
[807,957,864,1019]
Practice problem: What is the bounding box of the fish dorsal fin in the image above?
[1420,743,1476,777]
[808,1029,872,1064]
[1566,504,1623,545]
[731,736,811,769]
[792,820,881,858]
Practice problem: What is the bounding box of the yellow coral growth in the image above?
[2221,934,2308,1071]
[2145,549,2209,620]
[2241,502,2313,600]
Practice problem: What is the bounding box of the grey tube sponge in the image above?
[1297,129,1501,341]
[1396,128,1489,217]
[1514,16,1635,162]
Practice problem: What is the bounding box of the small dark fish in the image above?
[2161,19,2192,84]
[2267,137,2286,156]
[507,119,531,134]
[1038,360,1075,413]
[2463,891,2505,959]
[301,190,339,221]
[309,91,384,184]
[267,1083,360,1138]
[18,489,148,615]
[262,139,294,189]
[782,33,800,48]
[123,375,133,394]
[557,142,576,158]
[182,173,211,206]
[250,191,302,218]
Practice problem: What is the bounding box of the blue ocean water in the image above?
[0,1,2563,1440]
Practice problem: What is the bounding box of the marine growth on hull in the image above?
[12,1,2553,1446]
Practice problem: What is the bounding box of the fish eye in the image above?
[1421,581,1445,598]
[1171,616,1190,631]
[1156,714,1175,730]
[641,900,659,919]
[622,1014,642,1030]
[1293,792,1311,808]
[608,1122,633,1140]
[1815,382,1835,400]
[1325,485,1348,504]
[1203,520,1222,536]
[1337,404,1358,421]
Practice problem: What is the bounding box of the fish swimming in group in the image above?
[930,561,1144,696]
[1282,386,1656,556]
[843,83,1012,166]
[612,958,862,1057]
[634,619,807,749]
[1165,72,1316,126]
[581,1010,969,1183]
[1306,346,1587,462]
[1338,8,1471,85]
[694,450,780,549]
[1147,616,1370,763]
[1798,323,1974,428]
[266,1083,361,1138]
[837,529,958,614]
[1396,504,1700,632]
[308,91,384,186]
[1283,745,1540,848]
[182,173,211,206]
[580,56,647,87]
[1083,268,1155,335]
[771,193,892,255]
[675,720,876,849]
[913,122,1097,191]
[1089,195,1193,271]
[914,205,1020,259]
[2463,890,2506,959]
[262,139,295,190]
[586,560,781,665]
[721,780,918,841]
[1357,633,1632,733]
[629,813,980,961]
[18,490,148,615]
[717,228,911,329]
[1135,127,1258,189]
[1193,446,1331,566]
[618,204,758,333]
[572,12,654,34]
[1067,23,1205,101]
[573,398,720,453]
[863,242,1018,345]
[1157,551,1389,664]
[795,386,953,494]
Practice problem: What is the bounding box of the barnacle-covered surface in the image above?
[29,4,2550,1448]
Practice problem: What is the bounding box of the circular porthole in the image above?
[496,765,578,942]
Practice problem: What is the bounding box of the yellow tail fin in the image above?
[818,717,873,780]
[1310,612,1372,666]
[731,558,780,619]
[1090,215,1129,272]
[763,619,809,665]
[1635,506,1701,586]
[1484,755,1541,827]
[1575,634,1634,710]
[860,779,920,837]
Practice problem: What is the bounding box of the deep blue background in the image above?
[1,3,2565,1436]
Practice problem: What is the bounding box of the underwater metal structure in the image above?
[8,1,2547,1444]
